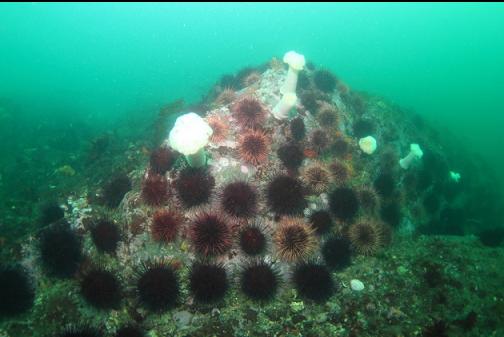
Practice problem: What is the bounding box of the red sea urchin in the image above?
[189,212,233,257]
[231,96,267,129]
[141,172,169,206]
[151,209,183,244]
[220,181,258,219]
[274,217,316,262]
[207,114,230,144]
[215,88,236,106]
[238,130,270,166]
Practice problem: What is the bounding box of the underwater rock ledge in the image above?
[1,52,503,337]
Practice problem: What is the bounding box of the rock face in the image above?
[3,56,503,337]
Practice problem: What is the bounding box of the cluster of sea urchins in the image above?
[0,65,399,336]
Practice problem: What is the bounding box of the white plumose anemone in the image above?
[281,51,306,95]
[399,143,423,169]
[358,136,377,155]
[168,112,213,167]
[272,93,298,120]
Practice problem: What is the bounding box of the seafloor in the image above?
[1,55,503,337]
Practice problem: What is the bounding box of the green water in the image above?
[1,3,504,336]
[1,3,503,172]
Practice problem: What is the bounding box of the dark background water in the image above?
[1,3,503,219]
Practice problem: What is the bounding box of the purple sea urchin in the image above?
[329,187,359,222]
[314,69,337,93]
[358,186,380,213]
[57,327,102,337]
[290,117,306,141]
[189,263,228,304]
[329,160,350,186]
[0,266,35,317]
[39,223,83,278]
[173,167,215,208]
[310,129,330,153]
[189,212,233,257]
[240,260,280,302]
[321,236,352,271]
[220,181,258,219]
[277,142,305,171]
[80,268,121,310]
[149,146,178,175]
[151,209,182,243]
[266,175,306,216]
[102,174,132,208]
[292,262,335,302]
[136,262,180,312]
[309,210,333,236]
[141,172,169,206]
[239,223,267,256]
[91,219,121,254]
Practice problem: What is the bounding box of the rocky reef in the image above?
[1,53,503,337]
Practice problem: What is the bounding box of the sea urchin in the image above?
[151,209,182,244]
[80,268,121,310]
[136,262,180,312]
[240,260,280,302]
[220,181,258,219]
[238,130,270,166]
[266,175,306,216]
[348,221,383,255]
[231,96,267,129]
[189,263,228,304]
[173,167,215,208]
[189,212,233,257]
[292,262,335,302]
[0,265,35,317]
[274,217,316,262]
[239,223,268,256]
[141,172,169,206]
